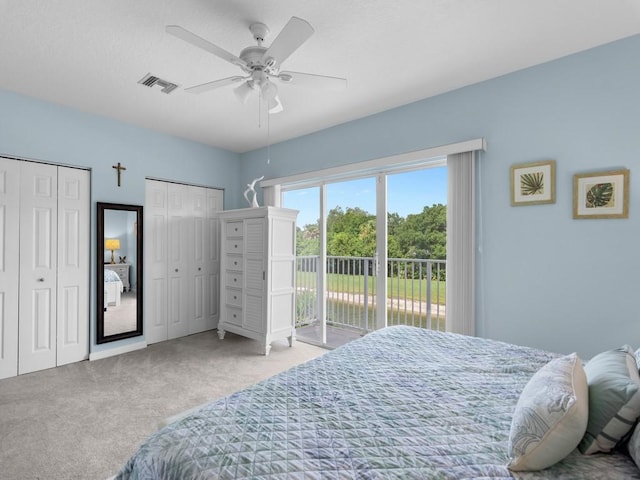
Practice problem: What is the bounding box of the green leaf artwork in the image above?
[585,182,614,208]
[520,172,544,196]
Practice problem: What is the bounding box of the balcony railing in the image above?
[296,255,446,334]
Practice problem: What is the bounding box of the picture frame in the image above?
[510,160,556,206]
[573,169,629,219]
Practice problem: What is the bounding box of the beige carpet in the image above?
[104,290,137,336]
[0,331,327,480]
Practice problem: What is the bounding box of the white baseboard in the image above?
[89,340,147,361]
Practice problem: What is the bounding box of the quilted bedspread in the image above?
[116,326,640,479]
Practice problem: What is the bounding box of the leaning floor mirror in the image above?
[96,202,143,344]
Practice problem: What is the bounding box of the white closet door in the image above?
[189,186,223,334]
[167,183,190,340]
[19,162,58,375]
[145,180,168,344]
[0,159,20,379]
[206,189,223,330]
[189,186,208,334]
[56,167,89,366]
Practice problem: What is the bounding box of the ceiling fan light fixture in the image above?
[260,79,278,102]
[234,81,255,104]
[268,95,283,114]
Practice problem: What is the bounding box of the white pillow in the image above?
[579,345,640,454]
[507,353,588,471]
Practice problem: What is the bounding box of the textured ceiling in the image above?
[1,1,639,153]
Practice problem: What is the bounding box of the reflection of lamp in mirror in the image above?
[105,238,120,264]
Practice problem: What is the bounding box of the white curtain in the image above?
[446,151,475,335]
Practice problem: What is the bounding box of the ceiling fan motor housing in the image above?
[249,22,269,44]
[239,46,279,76]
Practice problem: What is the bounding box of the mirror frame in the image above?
[96,202,143,344]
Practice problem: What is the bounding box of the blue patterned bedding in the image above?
[115,326,639,479]
[105,269,121,283]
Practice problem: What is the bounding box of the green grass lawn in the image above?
[297,271,446,305]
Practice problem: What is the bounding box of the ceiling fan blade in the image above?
[278,71,347,92]
[261,17,314,67]
[166,25,247,68]
[185,76,247,94]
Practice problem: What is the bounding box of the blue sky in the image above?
[283,166,447,227]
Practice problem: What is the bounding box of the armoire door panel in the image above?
[244,293,264,333]
[245,259,264,291]
[245,221,264,254]
[0,158,19,380]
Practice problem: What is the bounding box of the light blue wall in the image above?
[241,34,640,359]
[0,88,241,354]
[2,34,638,360]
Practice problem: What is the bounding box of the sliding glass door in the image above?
[283,161,448,348]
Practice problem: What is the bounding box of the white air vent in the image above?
[138,73,178,94]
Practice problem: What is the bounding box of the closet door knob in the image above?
[175,268,179,272]
[37,278,44,282]
[198,267,202,271]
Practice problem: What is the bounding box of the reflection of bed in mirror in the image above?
[104,268,123,309]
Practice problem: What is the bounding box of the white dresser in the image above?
[104,263,130,291]
[218,206,298,355]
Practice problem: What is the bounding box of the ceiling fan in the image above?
[166,17,347,113]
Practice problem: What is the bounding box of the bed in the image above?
[104,268,123,308]
[114,326,640,479]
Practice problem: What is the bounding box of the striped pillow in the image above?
[579,345,640,454]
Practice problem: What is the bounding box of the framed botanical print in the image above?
[510,160,556,206]
[573,169,629,219]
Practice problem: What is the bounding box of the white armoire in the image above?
[145,179,224,344]
[218,207,298,355]
[0,157,89,380]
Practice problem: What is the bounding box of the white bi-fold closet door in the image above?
[0,157,89,380]
[145,179,223,344]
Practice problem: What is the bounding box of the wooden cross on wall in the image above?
[112,162,126,187]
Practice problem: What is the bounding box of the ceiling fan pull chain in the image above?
[258,88,263,129]
[267,111,271,165]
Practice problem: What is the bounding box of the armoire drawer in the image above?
[225,238,244,254]
[225,271,243,287]
[226,255,242,271]
[225,288,242,307]
[225,307,243,326]
[226,221,244,237]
